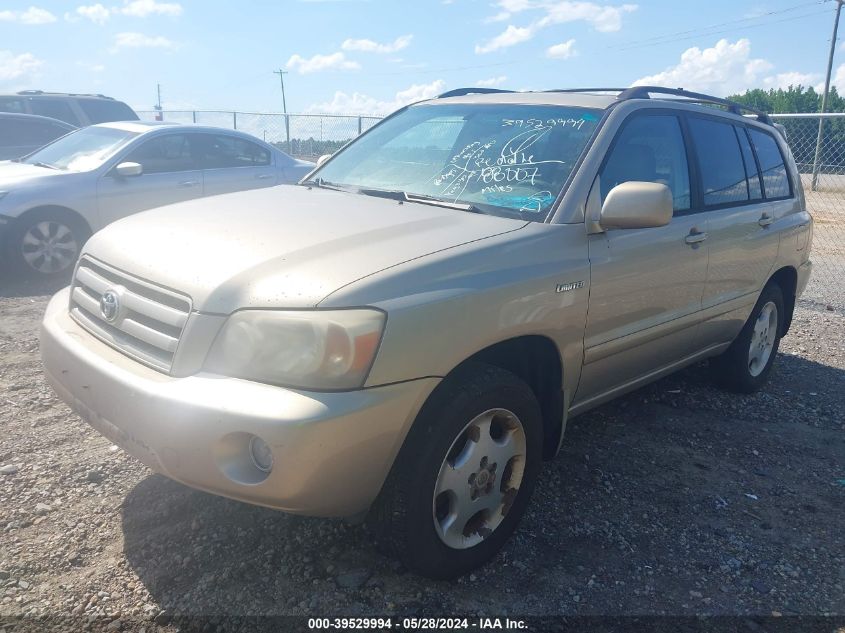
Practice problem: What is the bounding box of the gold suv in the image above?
[40,86,813,578]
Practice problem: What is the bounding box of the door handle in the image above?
[178,180,199,187]
[685,229,708,245]
[758,212,774,227]
[255,174,273,180]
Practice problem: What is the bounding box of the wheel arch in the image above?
[14,205,93,237]
[456,335,565,460]
[768,266,797,336]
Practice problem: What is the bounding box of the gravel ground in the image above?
[0,275,843,632]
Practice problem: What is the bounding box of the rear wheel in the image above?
[710,283,784,393]
[6,210,88,278]
[368,362,543,579]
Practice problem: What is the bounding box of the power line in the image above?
[611,0,825,49]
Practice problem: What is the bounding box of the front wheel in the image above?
[6,210,88,278]
[710,283,784,393]
[368,362,543,579]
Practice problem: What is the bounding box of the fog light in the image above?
[249,435,273,473]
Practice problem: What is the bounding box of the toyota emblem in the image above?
[100,289,121,322]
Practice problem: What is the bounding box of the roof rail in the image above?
[545,86,772,124]
[16,90,114,100]
[617,86,771,123]
[436,87,514,99]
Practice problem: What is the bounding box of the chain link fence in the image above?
[137,110,382,162]
[138,110,843,309]
[771,113,844,309]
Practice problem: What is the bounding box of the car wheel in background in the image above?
[6,209,89,278]
[710,283,785,393]
[368,362,543,579]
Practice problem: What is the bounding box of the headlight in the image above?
[204,309,386,390]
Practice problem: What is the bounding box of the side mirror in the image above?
[600,181,673,230]
[316,154,332,167]
[114,161,143,178]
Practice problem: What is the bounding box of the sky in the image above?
[1,0,845,116]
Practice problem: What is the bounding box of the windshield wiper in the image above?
[301,177,348,192]
[32,161,60,171]
[357,187,481,213]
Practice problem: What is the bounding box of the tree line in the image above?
[728,85,845,170]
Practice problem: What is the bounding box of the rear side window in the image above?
[600,114,691,211]
[735,127,763,200]
[77,99,138,124]
[748,128,791,199]
[0,119,69,146]
[197,134,271,169]
[29,99,79,126]
[688,117,749,207]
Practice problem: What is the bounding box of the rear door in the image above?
[575,111,709,403]
[195,133,278,197]
[687,116,782,344]
[97,133,204,225]
[27,98,82,127]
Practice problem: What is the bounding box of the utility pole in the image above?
[154,83,163,121]
[812,0,844,191]
[273,69,291,152]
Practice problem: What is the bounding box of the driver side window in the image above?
[600,114,691,212]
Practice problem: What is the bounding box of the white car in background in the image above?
[0,121,314,277]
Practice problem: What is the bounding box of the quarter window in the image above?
[600,114,691,211]
[748,128,791,199]
[688,117,749,207]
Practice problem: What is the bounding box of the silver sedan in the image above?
[0,121,314,277]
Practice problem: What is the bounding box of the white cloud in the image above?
[763,71,820,90]
[341,34,412,54]
[119,0,183,17]
[475,25,532,53]
[476,75,508,87]
[286,51,360,74]
[0,50,43,82]
[308,79,446,115]
[75,3,110,24]
[633,38,773,97]
[111,31,176,52]
[476,1,636,53]
[0,6,57,24]
[546,38,577,59]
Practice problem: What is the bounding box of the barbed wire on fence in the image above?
[138,110,843,309]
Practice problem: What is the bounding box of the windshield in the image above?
[312,103,601,220]
[23,126,139,172]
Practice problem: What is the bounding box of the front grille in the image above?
[69,257,192,372]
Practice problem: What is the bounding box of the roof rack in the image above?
[436,87,514,99]
[546,86,771,124]
[16,90,114,100]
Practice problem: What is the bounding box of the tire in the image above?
[710,283,784,393]
[6,209,88,278]
[367,362,543,579]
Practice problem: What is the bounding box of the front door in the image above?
[97,133,204,225]
[575,112,709,404]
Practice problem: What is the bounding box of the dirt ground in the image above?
[0,275,843,632]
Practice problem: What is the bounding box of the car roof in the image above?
[0,111,77,128]
[93,120,277,142]
[420,86,774,127]
[3,90,119,101]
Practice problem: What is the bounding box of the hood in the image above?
[0,161,65,187]
[83,185,527,312]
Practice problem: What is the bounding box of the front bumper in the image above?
[40,288,438,517]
